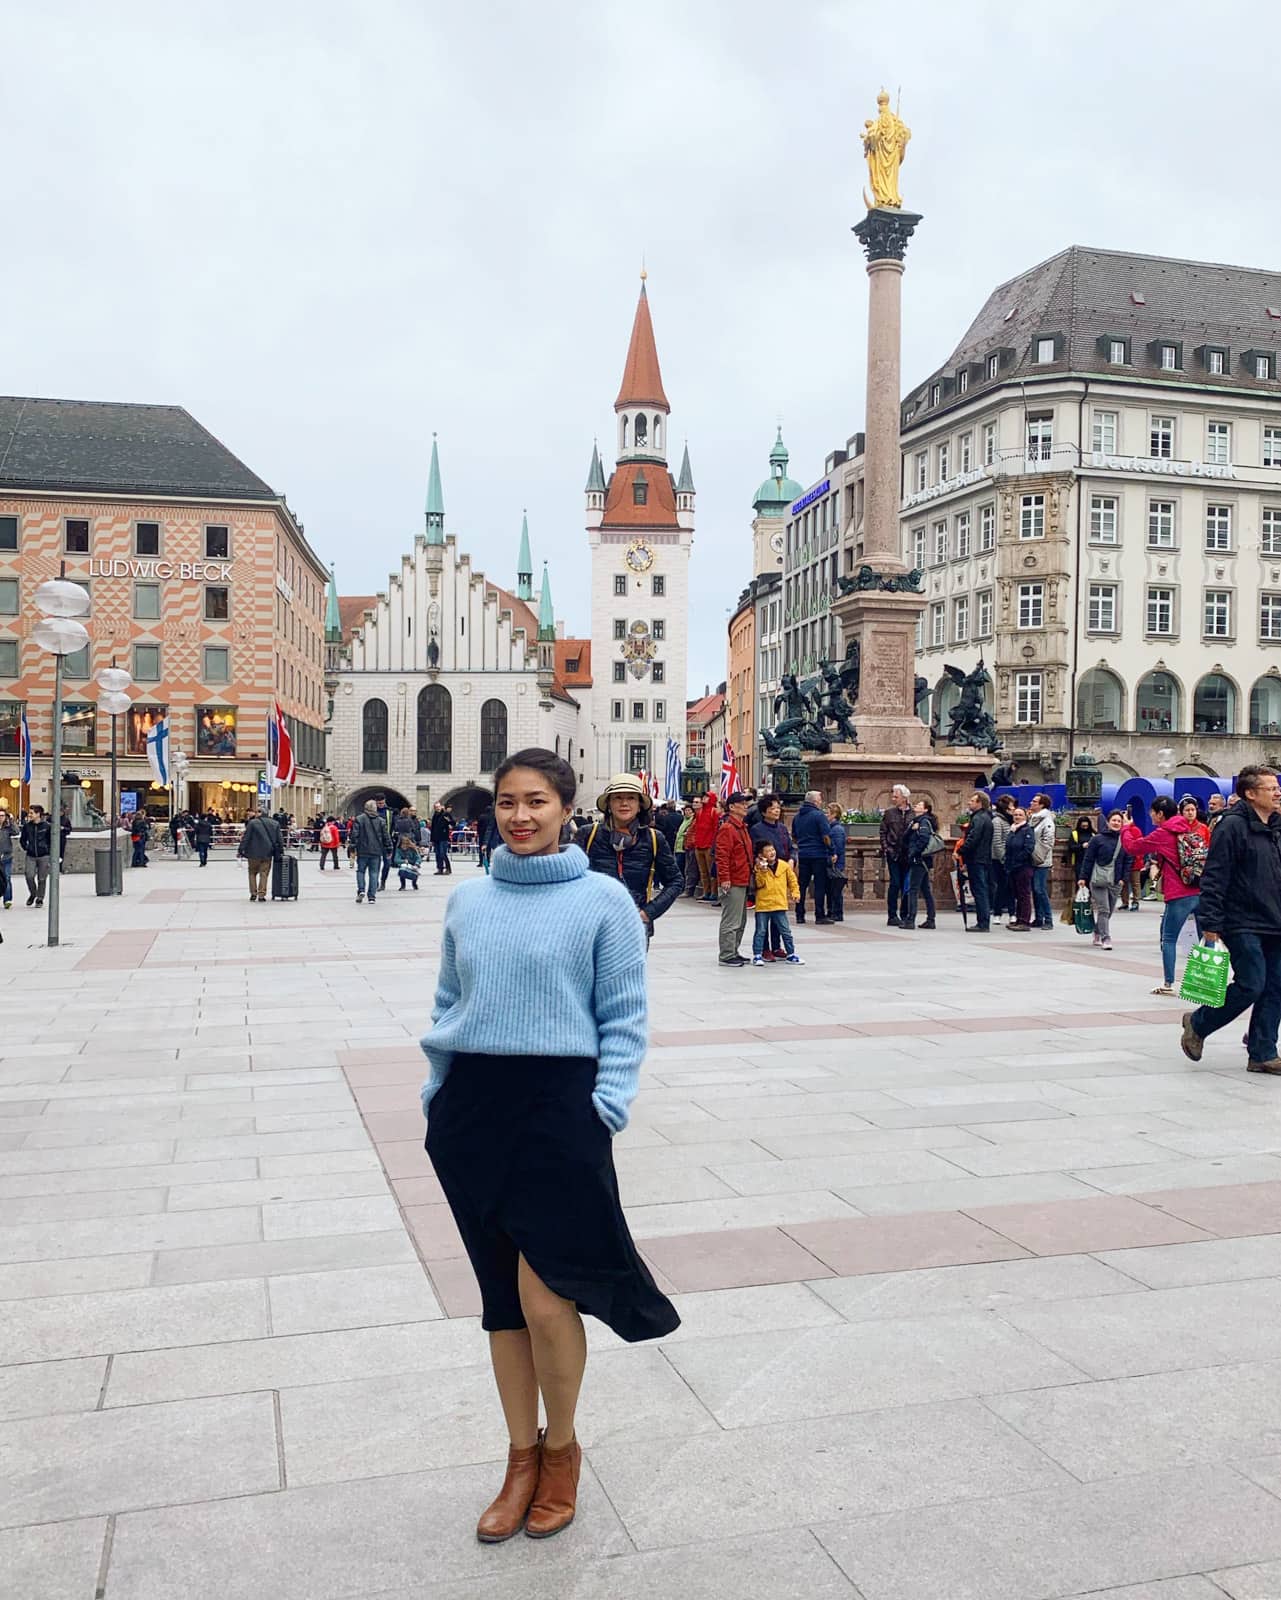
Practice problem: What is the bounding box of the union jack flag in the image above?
[719,738,740,799]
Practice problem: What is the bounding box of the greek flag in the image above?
[146,715,169,787]
[664,736,682,803]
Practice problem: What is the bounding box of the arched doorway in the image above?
[340,784,412,816]
[442,783,493,824]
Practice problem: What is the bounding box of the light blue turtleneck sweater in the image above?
[420,844,649,1132]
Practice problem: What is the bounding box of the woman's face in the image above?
[494,767,570,856]
[913,799,928,816]
[763,800,781,823]
[1108,812,1124,833]
[1181,801,1199,822]
[609,793,641,829]
[1013,807,1027,824]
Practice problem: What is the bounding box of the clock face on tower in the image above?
[625,539,654,573]
[770,531,784,555]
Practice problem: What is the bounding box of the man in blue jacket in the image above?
[792,789,833,925]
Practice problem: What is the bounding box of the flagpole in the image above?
[47,653,65,948]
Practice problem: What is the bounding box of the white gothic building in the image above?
[326,440,591,819]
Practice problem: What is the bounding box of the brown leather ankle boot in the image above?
[476,1433,543,1543]
[524,1435,581,1539]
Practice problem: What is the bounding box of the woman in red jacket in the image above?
[1122,797,1203,996]
[689,793,721,902]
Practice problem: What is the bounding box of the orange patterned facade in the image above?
[0,493,328,820]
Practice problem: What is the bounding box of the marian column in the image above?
[830,91,930,757]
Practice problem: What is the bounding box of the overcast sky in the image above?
[3,2,1278,695]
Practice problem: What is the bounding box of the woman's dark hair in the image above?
[1107,808,1125,821]
[1178,795,1204,818]
[759,792,781,813]
[995,794,1016,814]
[493,747,576,806]
[1150,796,1177,820]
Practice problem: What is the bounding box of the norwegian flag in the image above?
[719,739,740,799]
[267,700,297,785]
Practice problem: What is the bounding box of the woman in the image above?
[674,803,695,883]
[750,794,793,957]
[1078,808,1130,951]
[901,798,939,930]
[421,747,678,1544]
[1005,805,1037,931]
[990,794,1014,922]
[1122,797,1203,996]
[689,791,721,901]
[1179,796,1211,847]
[825,803,848,924]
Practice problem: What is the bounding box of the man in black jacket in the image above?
[576,774,681,945]
[428,803,453,875]
[20,806,52,908]
[238,809,282,903]
[1181,765,1281,1074]
[350,801,391,904]
[960,791,995,932]
[879,784,913,927]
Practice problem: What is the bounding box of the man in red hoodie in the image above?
[715,792,754,966]
[1122,795,1203,996]
[689,792,721,902]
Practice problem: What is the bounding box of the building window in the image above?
[204,586,230,621]
[630,700,645,720]
[1087,583,1117,633]
[937,441,950,481]
[959,432,972,472]
[196,705,237,757]
[1150,415,1174,459]
[415,684,451,771]
[958,368,969,394]
[932,521,948,564]
[1090,495,1119,543]
[0,641,17,677]
[914,615,924,651]
[930,602,944,646]
[133,642,161,681]
[1263,508,1281,554]
[1207,421,1232,465]
[0,579,17,616]
[135,521,160,556]
[1205,504,1233,551]
[654,699,666,721]
[611,700,623,721]
[1108,339,1127,365]
[1194,672,1235,733]
[1015,672,1043,723]
[0,516,16,552]
[1204,589,1232,638]
[64,518,90,554]
[359,699,388,771]
[1261,595,1281,640]
[1035,337,1055,364]
[1092,410,1118,454]
[613,574,627,596]
[1159,344,1178,370]
[979,502,995,551]
[61,701,96,752]
[652,575,665,596]
[914,451,927,492]
[1019,494,1045,539]
[203,645,230,683]
[1265,428,1281,468]
[986,353,1000,380]
[1137,671,1179,732]
[479,698,507,771]
[1146,586,1175,636]
[1208,348,1226,375]
[652,661,665,684]
[955,510,971,558]
[613,618,626,640]
[911,526,926,567]
[652,618,665,640]
[1026,412,1053,461]
[1147,500,1176,548]
[63,640,90,679]
[612,661,626,683]
[205,525,230,559]
[982,422,997,464]
[952,595,969,642]
[1017,582,1044,629]
[1258,354,1275,380]
[627,742,649,771]
[632,479,648,506]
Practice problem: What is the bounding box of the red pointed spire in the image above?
[614,281,670,411]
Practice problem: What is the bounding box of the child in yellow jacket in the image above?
[752,842,804,965]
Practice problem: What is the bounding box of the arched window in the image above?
[1194,673,1236,734]
[480,698,507,772]
[620,415,629,451]
[417,684,451,771]
[361,699,388,772]
[653,415,662,450]
[935,674,960,736]
[554,734,560,757]
[634,413,648,447]
[1076,667,1124,731]
[1136,670,1180,733]
[1251,675,1281,735]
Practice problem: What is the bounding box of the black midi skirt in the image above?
[424,1053,680,1343]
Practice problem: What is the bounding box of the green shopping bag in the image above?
[1178,940,1231,1008]
[1072,887,1095,936]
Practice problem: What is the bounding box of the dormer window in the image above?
[632,477,648,506]
[1035,338,1055,364]
[1200,345,1228,375]
[1258,353,1276,380]
[986,353,999,380]
[930,382,941,406]
[1109,339,1127,365]
[957,368,969,394]
[1160,344,1178,370]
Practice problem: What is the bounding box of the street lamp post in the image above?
[32,579,92,948]
[94,662,133,895]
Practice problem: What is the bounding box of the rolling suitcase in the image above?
[271,853,299,901]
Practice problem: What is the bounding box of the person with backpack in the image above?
[318,816,342,870]
[904,797,945,929]
[1122,795,1205,995]
[1078,808,1130,951]
[1179,796,1211,847]
[574,774,681,946]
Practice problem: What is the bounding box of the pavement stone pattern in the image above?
[4,860,1281,1596]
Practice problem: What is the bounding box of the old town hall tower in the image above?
[585,275,694,797]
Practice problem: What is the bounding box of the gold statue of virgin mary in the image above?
[862,89,910,210]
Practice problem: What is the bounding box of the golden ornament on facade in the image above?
[862,88,910,211]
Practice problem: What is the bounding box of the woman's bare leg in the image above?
[488,1329,540,1448]
[518,1255,586,1450]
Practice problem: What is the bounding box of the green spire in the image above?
[585,440,606,494]
[425,433,445,544]
[769,425,789,471]
[677,442,695,494]
[324,563,341,644]
[537,562,555,642]
[516,509,533,601]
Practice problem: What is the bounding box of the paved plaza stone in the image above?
[7,862,1281,1596]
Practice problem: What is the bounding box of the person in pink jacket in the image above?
[1122,796,1203,995]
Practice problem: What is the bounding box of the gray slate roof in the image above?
[906,246,1281,422]
[0,396,277,500]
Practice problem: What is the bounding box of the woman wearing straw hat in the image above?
[574,773,682,944]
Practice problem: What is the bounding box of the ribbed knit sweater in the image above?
[420,843,649,1132]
